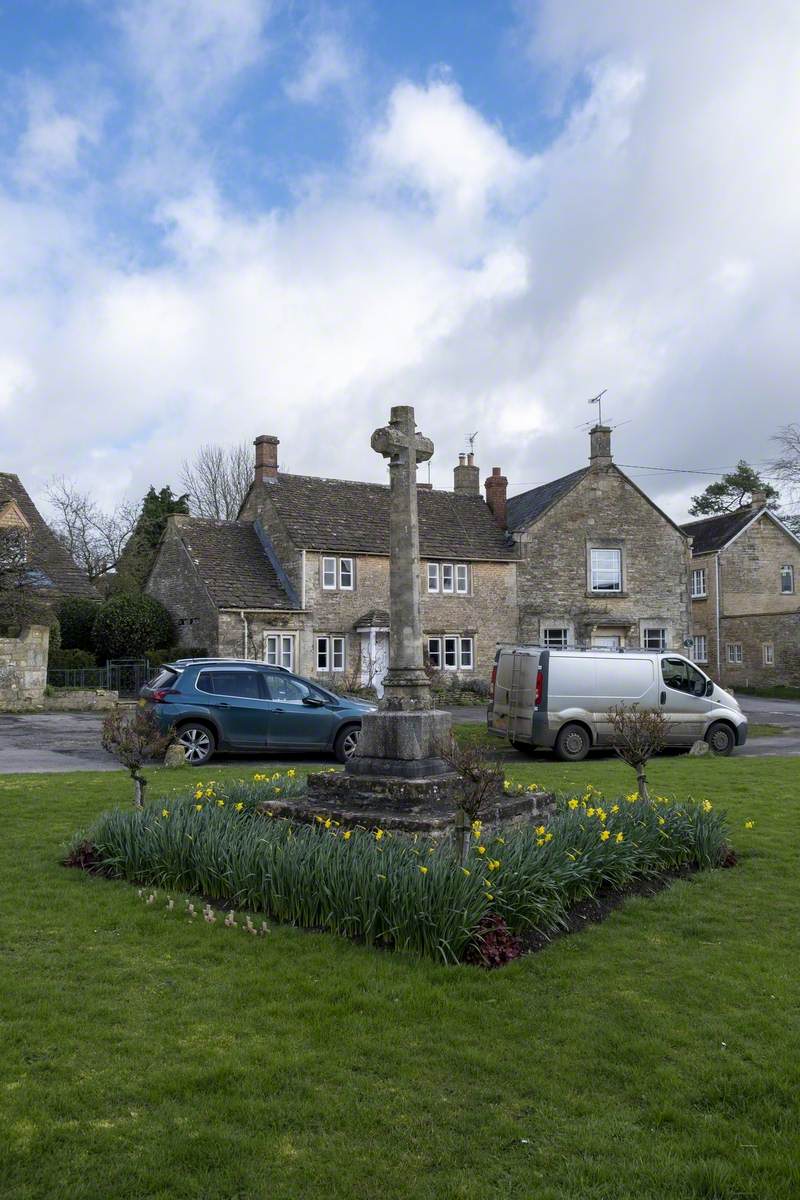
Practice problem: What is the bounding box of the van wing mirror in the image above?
[705,679,714,697]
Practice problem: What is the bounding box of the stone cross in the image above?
[371,405,433,706]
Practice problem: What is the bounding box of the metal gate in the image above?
[106,659,151,698]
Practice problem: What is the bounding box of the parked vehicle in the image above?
[488,645,748,761]
[140,660,376,766]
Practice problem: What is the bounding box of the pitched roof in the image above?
[680,508,760,554]
[173,516,297,609]
[0,473,98,600]
[256,474,516,560]
[506,468,589,532]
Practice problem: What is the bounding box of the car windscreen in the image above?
[198,670,263,699]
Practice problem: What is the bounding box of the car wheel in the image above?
[334,725,360,764]
[177,723,216,766]
[705,721,735,756]
[554,723,591,762]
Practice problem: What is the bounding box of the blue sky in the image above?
[0,1,798,519]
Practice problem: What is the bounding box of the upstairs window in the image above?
[427,563,440,592]
[441,563,454,593]
[322,557,337,590]
[691,568,707,598]
[781,564,795,594]
[427,562,469,595]
[455,564,469,594]
[321,556,354,591]
[590,548,622,592]
[339,558,354,590]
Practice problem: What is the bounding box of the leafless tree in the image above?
[101,706,173,808]
[46,478,138,582]
[0,526,52,632]
[608,703,668,801]
[438,735,505,864]
[180,442,252,520]
[770,425,800,534]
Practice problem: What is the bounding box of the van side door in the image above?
[659,657,709,744]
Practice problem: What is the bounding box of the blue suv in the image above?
[140,660,377,766]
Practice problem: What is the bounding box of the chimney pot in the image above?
[454,449,480,496]
[484,467,508,528]
[254,434,279,483]
[751,489,768,508]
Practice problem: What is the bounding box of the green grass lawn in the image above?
[2,756,799,1200]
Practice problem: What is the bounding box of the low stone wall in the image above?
[44,688,119,712]
[0,625,49,706]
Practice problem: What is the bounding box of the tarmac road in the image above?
[0,696,799,774]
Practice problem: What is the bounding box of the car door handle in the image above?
[214,702,230,708]
[660,691,666,705]
[272,707,285,712]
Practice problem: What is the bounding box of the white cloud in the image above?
[285,31,353,104]
[13,84,102,188]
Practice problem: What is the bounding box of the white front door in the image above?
[361,630,389,697]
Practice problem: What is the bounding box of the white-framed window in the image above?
[691,635,708,664]
[427,563,440,593]
[427,637,442,668]
[643,627,667,651]
[763,642,774,666]
[590,547,622,592]
[460,637,474,669]
[456,564,469,594]
[444,636,458,668]
[691,568,707,598]
[543,627,568,649]
[339,558,354,590]
[441,563,454,593]
[265,633,294,670]
[726,643,743,665]
[316,635,345,672]
[322,557,337,590]
[781,564,795,594]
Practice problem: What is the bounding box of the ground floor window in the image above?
[316,635,345,672]
[690,635,708,663]
[642,627,667,651]
[264,633,294,670]
[763,642,774,666]
[726,642,743,665]
[428,635,474,671]
[543,627,568,649]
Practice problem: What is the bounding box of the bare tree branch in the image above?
[45,478,138,582]
[180,442,252,520]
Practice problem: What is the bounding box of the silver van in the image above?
[488,645,748,761]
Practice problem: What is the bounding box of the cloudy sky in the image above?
[1,0,798,521]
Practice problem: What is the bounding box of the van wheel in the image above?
[705,722,735,756]
[555,724,591,762]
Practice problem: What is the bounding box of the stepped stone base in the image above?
[259,773,556,836]
[346,708,453,779]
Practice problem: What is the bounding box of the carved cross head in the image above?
[371,405,433,466]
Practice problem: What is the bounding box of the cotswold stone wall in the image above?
[146,522,219,653]
[0,625,49,705]
[720,613,800,689]
[516,466,691,650]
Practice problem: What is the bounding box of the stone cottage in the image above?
[682,495,800,687]
[147,436,518,691]
[0,474,98,605]
[491,425,692,652]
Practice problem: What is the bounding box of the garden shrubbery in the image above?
[69,776,730,964]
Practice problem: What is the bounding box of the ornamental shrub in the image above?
[48,647,97,671]
[57,597,100,651]
[92,593,174,662]
[68,776,731,965]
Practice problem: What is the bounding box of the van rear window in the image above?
[148,669,178,690]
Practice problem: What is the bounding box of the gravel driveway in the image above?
[1,696,799,773]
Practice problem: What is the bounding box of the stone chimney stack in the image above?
[454,451,480,496]
[589,424,612,468]
[484,466,508,528]
[254,434,279,483]
[751,489,768,509]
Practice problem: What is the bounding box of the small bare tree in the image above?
[46,478,138,582]
[180,442,253,519]
[101,706,173,808]
[438,735,504,864]
[608,703,668,801]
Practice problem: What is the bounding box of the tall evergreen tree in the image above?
[111,486,189,592]
[688,460,779,516]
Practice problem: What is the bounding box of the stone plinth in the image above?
[346,708,453,779]
[265,775,556,837]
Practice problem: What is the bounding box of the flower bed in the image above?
[67,775,731,964]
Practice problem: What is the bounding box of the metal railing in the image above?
[47,659,152,698]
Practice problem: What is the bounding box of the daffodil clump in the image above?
[70,781,730,964]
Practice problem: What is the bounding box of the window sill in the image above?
[585,591,628,599]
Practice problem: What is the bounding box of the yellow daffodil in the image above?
[536,825,546,836]
[611,804,620,814]
[375,828,384,841]
[486,893,493,901]
[324,818,332,829]
[471,819,483,837]
[587,807,595,817]
[494,836,505,845]
[462,867,471,876]
[287,769,296,778]
[503,780,511,791]
[419,866,428,875]
[343,830,352,841]
[626,792,638,804]
[217,799,225,807]
[377,873,386,881]
[195,803,203,812]
[161,808,169,818]
[615,832,624,844]
[315,815,323,823]
[536,838,544,847]
[476,845,486,855]
[568,798,579,809]
[658,816,665,826]
[702,799,713,813]
[233,801,244,812]
[600,830,610,842]
[745,820,755,829]
[545,832,553,843]
[488,858,500,870]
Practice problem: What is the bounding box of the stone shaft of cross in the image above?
[371,405,433,703]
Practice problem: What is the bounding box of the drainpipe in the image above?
[714,553,721,680]
[301,549,306,609]
[240,611,249,659]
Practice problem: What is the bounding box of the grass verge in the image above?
[1,756,799,1199]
